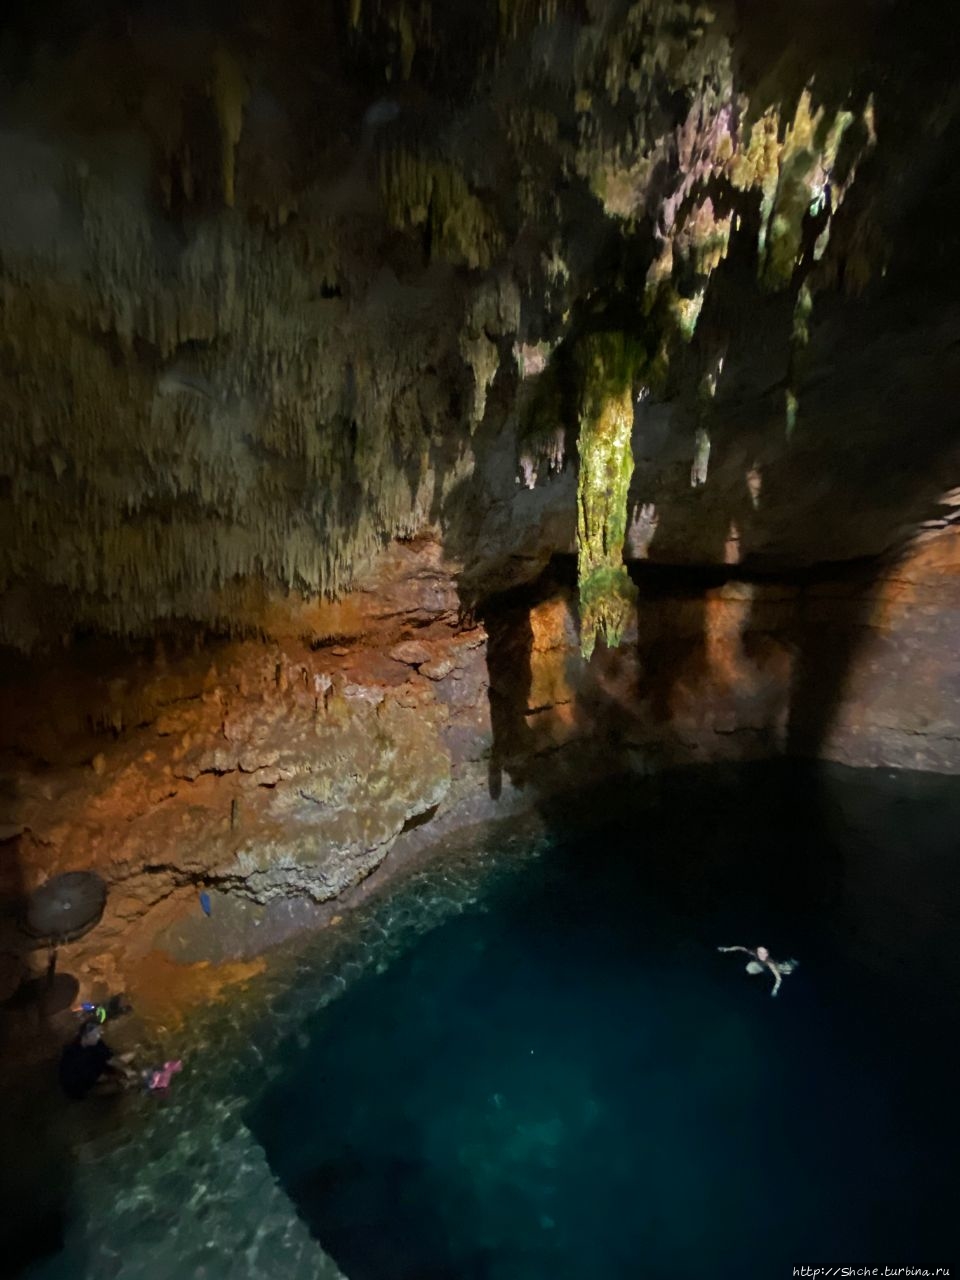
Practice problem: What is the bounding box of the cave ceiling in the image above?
[1,0,958,652]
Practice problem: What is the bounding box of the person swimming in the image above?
[717,944,799,997]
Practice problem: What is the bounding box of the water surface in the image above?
[250,764,959,1279]
[14,763,960,1278]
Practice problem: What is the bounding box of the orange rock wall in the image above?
[2,529,959,994]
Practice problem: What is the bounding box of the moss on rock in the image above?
[575,332,643,659]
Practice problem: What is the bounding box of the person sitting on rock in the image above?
[58,1020,138,1100]
[717,944,799,997]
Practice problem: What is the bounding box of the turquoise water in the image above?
[13,818,546,1279]
[13,764,960,1278]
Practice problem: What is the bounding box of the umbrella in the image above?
[24,871,107,945]
[22,870,108,990]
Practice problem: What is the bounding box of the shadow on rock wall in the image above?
[0,771,84,1277]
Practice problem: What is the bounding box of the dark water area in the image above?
[249,764,960,1280]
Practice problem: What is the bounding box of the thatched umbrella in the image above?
[22,871,107,988]
[25,872,106,943]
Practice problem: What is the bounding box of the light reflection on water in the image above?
[24,825,548,1280]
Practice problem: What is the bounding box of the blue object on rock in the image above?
[199,891,212,917]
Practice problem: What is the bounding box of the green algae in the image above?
[379,149,503,270]
[575,332,644,659]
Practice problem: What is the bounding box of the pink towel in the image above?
[148,1060,183,1091]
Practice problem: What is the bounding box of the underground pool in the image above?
[16,763,960,1279]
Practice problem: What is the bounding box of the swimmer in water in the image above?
[717,944,798,997]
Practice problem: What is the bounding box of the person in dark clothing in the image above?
[58,1021,136,1100]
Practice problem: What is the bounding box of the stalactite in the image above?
[498,0,560,44]
[691,427,711,488]
[743,94,848,288]
[210,50,249,208]
[575,333,643,660]
[515,359,566,488]
[378,148,503,270]
[0,152,489,647]
[0,1,884,651]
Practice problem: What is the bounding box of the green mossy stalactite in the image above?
[576,333,643,659]
[378,149,503,270]
[730,90,864,292]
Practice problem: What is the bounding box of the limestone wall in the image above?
[3,525,960,1000]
